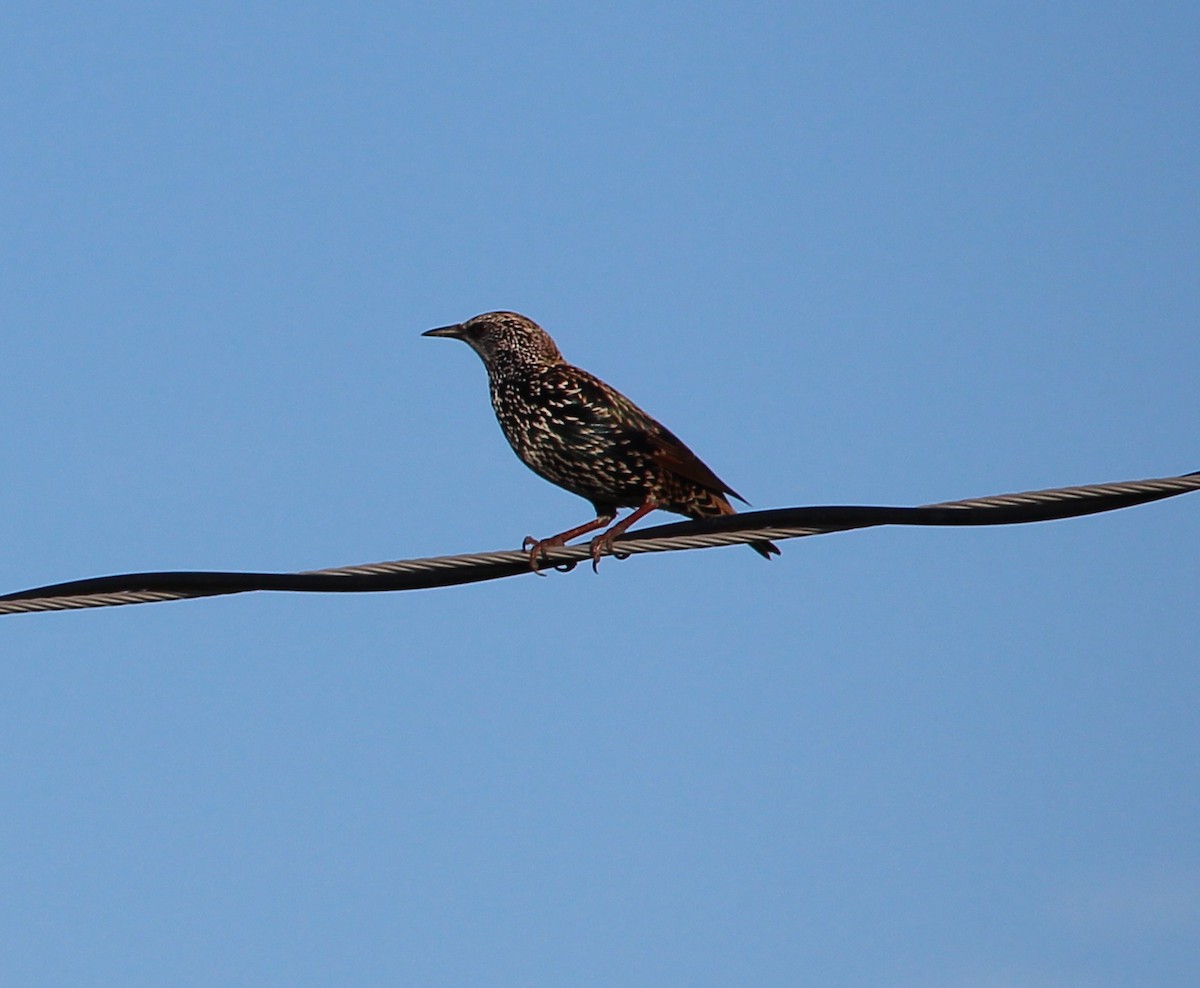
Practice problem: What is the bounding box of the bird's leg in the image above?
[588,499,659,572]
[523,512,615,572]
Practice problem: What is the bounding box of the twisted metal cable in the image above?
[2,469,1197,616]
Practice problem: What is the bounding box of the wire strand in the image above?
[2,469,1197,616]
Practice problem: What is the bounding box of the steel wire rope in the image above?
[2,470,1197,616]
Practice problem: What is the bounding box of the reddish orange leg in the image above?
[523,513,614,573]
[588,499,659,572]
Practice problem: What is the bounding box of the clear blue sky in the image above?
[2,3,1197,985]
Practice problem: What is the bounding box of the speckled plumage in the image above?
[423,311,780,567]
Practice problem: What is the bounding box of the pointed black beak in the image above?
[422,323,465,339]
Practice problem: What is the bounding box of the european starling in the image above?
[423,311,780,569]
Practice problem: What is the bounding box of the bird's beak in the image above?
[422,323,465,339]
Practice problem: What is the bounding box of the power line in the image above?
[2,469,1197,616]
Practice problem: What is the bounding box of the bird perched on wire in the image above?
[423,311,780,570]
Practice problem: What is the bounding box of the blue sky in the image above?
[2,3,1197,985]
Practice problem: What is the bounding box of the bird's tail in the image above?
[702,494,781,560]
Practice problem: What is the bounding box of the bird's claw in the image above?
[588,534,628,572]
[524,535,577,575]
[523,535,550,575]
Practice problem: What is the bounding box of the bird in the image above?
[422,311,780,570]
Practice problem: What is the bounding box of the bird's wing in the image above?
[646,426,747,504]
[600,379,747,503]
[557,365,748,504]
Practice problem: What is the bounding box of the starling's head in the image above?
[423,311,564,373]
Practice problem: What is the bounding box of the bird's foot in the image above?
[522,536,576,574]
[522,535,550,574]
[587,533,630,572]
